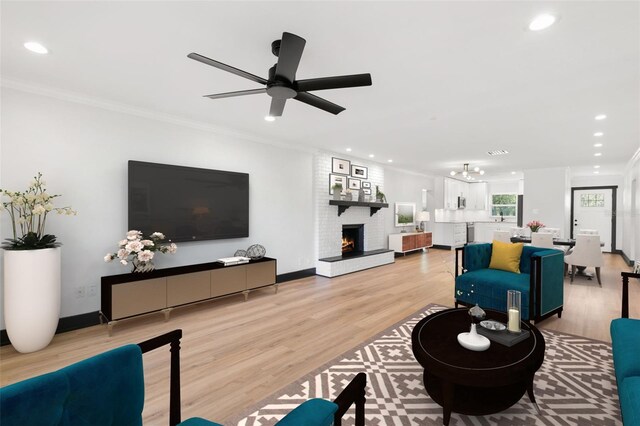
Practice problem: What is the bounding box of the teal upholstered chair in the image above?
[0,330,367,426]
[454,243,564,322]
[611,271,640,426]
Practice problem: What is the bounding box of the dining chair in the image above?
[531,232,554,249]
[493,230,511,243]
[564,234,604,285]
[510,227,526,237]
[578,229,599,235]
[539,227,560,238]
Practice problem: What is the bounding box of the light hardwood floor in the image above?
[0,250,636,424]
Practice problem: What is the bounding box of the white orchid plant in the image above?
[0,173,76,250]
[104,230,177,273]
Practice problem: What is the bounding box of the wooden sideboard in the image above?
[388,232,433,255]
[100,257,276,334]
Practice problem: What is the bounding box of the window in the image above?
[491,193,517,217]
[580,193,604,207]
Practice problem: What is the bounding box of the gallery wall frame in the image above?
[332,158,351,175]
[351,165,368,180]
[329,174,347,194]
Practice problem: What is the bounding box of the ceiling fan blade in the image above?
[295,74,372,92]
[274,32,306,83]
[188,53,267,85]
[294,92,345,115]
[203,88,267,100]
[269,98,287,117]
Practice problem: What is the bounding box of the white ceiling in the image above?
[2,1,638,180]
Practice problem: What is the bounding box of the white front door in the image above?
[572,188,613,252]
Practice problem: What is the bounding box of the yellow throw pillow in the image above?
[489,240,523,273]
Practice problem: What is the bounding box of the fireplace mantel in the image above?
[328,200,389,217]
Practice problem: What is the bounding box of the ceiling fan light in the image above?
[264,115,275,122]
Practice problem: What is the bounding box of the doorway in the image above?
[570,186,617,252]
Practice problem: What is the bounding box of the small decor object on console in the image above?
[507,290,521,333]
[332,183,343,200]
[234,249,247,257]
[457,304,491,351]
[246,244,266,259]
[217,256,250,266]
[104,230,177,273]
[526,220,545,233]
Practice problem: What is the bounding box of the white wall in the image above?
[383,168,435,237]
[621,149,640,262]
[523,167,571,238]
[570,174,624,250]
[0,88,315,327]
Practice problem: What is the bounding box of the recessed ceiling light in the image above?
[594,165,600,169]
[529,14,557,31]
[594,171,600,174]
[368,154,374,158]
[594,153,602,157]
[264,115,275,122]
[594,143,603,147]
[511,171,517,175]
[593,132,603,137]
[24,41,48,54]
[387,159,393,163]
[450,171,456,176]
[595,114,607,120]
[473,166,480,172]
[346,148,352,152]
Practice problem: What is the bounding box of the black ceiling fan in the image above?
[188,32,372,117]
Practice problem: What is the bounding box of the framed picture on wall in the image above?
[332,157,351,175]
[329,174,347,195]
[362,181,371,189]
[351,165,368,179]
[395,202,416,227]
[348,178,362,190]
[363,188,371,195]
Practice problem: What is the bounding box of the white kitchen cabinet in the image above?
[467,182,488,210]
[443,178,469,210]
[433,222,467,248]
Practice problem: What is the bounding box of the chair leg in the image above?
[570,265,576,283]
[595,267,602,286]
[564,263,567,276]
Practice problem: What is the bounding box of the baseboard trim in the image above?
[276,268,316,283]
[432,244,454,250]
[620,250,633,266]
[1,311,101,347]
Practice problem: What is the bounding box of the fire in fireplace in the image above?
[342,224,364,255]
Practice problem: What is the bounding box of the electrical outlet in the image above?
[74,286,85,298]
[88,285,97,297]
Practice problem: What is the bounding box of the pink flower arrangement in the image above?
[526,220,545,233]
[104,230,176,273]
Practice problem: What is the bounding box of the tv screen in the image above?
[128,161,249,242]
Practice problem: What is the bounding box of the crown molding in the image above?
[1,78,316,155]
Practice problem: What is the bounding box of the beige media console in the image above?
[100,257,276,335]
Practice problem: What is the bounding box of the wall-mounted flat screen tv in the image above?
[128,161,249,242]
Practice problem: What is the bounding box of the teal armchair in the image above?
[610,271,640,426]
[0,330,367,426]
[454,243,564,322]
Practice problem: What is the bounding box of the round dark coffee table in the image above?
[411,308,545,425]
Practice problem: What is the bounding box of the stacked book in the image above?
[216,256,250,266]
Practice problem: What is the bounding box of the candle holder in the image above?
[507,290,521,333]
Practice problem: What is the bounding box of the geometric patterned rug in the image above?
[230,304,622,425]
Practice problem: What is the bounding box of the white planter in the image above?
[3,248,61,353]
